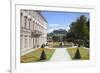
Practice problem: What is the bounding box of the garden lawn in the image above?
[21,48,55,63]
[67,47,89,60]
[48,42,60,48]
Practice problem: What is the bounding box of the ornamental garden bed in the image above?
[21,48,55,63]
[67,47,89,60]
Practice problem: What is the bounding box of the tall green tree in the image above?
[67,15,89,47]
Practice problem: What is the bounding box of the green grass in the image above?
[21,48,55,63]
[67,47,89,60]
[48,42,73,48]
[48,42,60,48]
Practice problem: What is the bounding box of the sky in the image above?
[41,11,90,33]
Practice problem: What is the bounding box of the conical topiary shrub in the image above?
[40,50,47,60]
[74,48,81,59]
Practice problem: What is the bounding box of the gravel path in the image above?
[50,48,71,61]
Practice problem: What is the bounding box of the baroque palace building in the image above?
[20,10,47,54]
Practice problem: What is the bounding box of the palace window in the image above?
[21,12,23,16]
[34,21,36,30]
[33,38,34,48]
[20,12,23,27]
[20,35,23,49]
[29,19,31,30]
[32,21,34,30]
[29,38,31,47]
[24,16,27,28]
[24,36,27,48]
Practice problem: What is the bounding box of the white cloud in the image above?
[47,26,66,33]
[66,26,70,31]
[47,23,62,33]
[48,24,60,27]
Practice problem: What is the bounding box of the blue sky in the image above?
[41,11,90,33]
